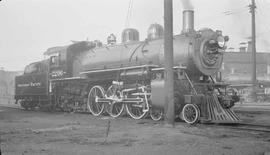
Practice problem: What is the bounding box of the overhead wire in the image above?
[246,0,270,51]
[195,4,250,24]
[196,7,248,25]
[222,6,249,16]
[256,5,270,37]
[125,0,134,28]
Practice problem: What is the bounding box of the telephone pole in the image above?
[164,0,175,126]
[249,0,257,102]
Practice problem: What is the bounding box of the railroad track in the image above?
[0,104,23,110]
[207,123,270,133]
[230,123,270,133]
[1,104,270,133]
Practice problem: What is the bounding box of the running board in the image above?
[97,98,143,103]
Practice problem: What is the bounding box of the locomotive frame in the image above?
[14,10,240,124]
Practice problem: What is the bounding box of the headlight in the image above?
[217,36,225,48]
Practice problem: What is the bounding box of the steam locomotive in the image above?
[14,10,239,124]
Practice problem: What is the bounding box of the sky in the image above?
[0,0,270,71]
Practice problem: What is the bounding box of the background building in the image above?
[222,43,270,102]
[0,69,22,104]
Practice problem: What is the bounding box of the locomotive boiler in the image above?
[15,10,239,124]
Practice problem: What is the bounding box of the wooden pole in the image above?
[164,0,175,126]
[250,0,257,102]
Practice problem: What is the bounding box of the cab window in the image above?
[50,56,59,66]
[24,63,38,74]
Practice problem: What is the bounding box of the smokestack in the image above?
[182,10,194,34]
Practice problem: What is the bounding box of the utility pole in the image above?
[249,0,257,102]
[164,0,175,126]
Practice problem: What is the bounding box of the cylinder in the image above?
[182,10,194,34]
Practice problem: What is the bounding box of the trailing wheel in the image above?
[150,107,163,121]
[87,85,106,116]
[105,85,125,118]
[28,101,37,110]
[182,104,200,125]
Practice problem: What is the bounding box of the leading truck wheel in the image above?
[182,104,200,125]
[87,86,105,116]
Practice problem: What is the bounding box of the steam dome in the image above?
[121,28,139,43]
[147,24,164,40]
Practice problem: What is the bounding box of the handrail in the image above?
[184,72,198,95]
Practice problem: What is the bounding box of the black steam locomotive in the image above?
[15,10,239,124]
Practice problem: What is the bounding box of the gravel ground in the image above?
[0,103,270,155]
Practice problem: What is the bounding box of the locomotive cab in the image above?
[45,47,69,79]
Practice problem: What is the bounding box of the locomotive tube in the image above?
[72,28,226,78]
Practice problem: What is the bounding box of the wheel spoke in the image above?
[105,85,125,118]
[126,102,147,120]
[182,104,200,124]
[150,107,163,121]
[87,86,105,116]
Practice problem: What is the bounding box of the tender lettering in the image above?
[17,82,42,87]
